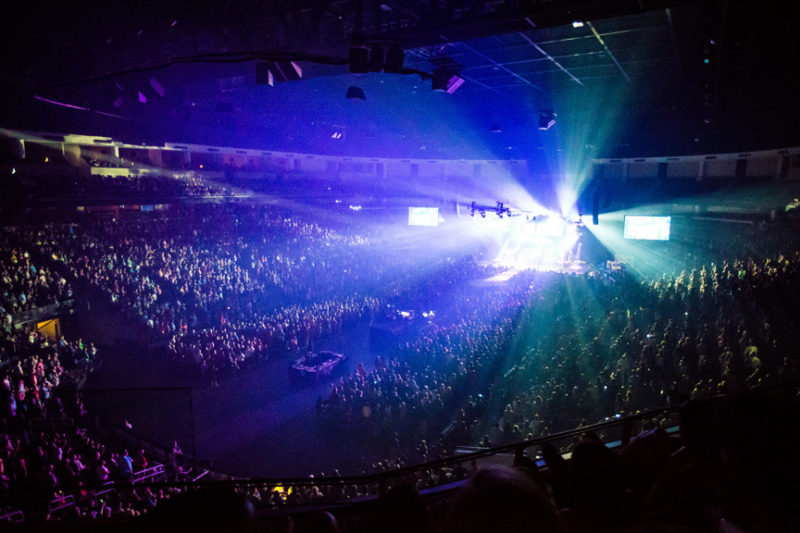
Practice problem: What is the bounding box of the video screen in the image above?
[623,215,671,241]
[408,207,439,227]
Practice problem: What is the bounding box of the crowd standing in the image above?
[0,241,166,522]
[0,198,799,527]
[317,250,800,477]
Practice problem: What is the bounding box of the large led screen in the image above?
[408,207,439,227]
[623,215,671,241]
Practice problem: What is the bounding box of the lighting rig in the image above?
[470,201,515,219]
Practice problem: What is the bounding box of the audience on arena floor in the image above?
[1,200,799,528]
[0,246,73,319]
[8,206,500,382]
[318,250,800,479]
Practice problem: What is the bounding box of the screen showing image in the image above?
[408,207,439,227]
[623,215,671,240]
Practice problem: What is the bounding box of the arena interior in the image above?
[1,1,800,531]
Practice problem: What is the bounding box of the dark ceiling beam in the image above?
[586,20,632,84]
[710,0,729,124]
[455,39,544,92]
[361,0,700,49]
[663,8,686,88]
[518,29,584,86]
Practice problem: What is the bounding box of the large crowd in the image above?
[0,241,158,522]
[6,205,502,383]
[0,192,798,528]
[3,155,232,201]
[316,242,800,473]
[0,245,72,319]
[7,207,367,377]
[240,390,797,532]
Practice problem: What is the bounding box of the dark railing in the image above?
[0,406,682,524]
[0,510,24,523]
[11,298,81,326]
[48,494,75,513]
[131,464,166,484]
[120,405,681,508]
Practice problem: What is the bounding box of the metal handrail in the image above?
[112,404,681,492]
[0,510,24,523]
[0,405,680,524]
[132,463,165,484]
[48,494,75,513]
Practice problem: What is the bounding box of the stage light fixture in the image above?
[149,77,165,97]
[255,61,302,86]
[538,110,556,130]
[346,86,366,100]
[432,69,465,94]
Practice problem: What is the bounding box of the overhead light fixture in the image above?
[331,125,345,139]
[349,44,369,74]
[538,110,556,131]
[572,21,584,28]
[149,77,165,98]
[470,201,514,219]
[346,86,366,100]
[432,69,465,94]
[255,61,302,86]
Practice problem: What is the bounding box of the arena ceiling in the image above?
[1,1,798,158]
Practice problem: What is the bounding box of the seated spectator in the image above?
[440,466,564,533]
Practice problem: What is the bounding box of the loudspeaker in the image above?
[368,46,385,72]
[349,47,369,74]
[385,45,405,72]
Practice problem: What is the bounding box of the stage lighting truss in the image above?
[469,201,514,219]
